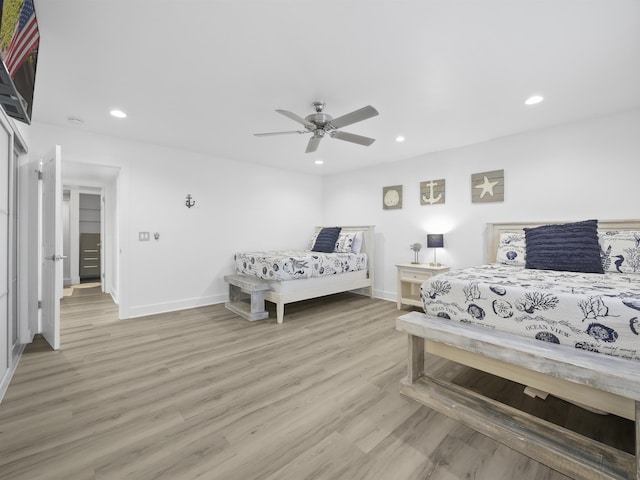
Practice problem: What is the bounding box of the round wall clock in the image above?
[383,185,402,209]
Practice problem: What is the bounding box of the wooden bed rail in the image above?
[396,312,640,480]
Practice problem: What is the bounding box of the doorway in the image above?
[62,188,103,297]
[58,161,121,322]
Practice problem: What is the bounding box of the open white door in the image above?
[100,192,105,293]
[41,146,62,350]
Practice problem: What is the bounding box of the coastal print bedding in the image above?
[420,264,640,361]
[234,250,367,281]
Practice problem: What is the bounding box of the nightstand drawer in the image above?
[400,270,433,283]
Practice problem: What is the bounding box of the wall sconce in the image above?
[427,234,444,266]
[185,194,195,208]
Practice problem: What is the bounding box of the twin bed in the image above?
[398,220,640,479]
[226,225,374,324]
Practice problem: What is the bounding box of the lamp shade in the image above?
[427,234,444,249]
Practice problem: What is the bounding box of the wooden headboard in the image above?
[486,219,640,263]
[314,225,375,282]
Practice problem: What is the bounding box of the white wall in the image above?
[28,123,323,318]
[25,109,640,317]
[323,109,640,301]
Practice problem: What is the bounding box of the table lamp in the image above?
[427,234,444,266]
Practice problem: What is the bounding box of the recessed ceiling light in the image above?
[524,95,544,106]
[110,109,127,118]
[396,135,405,143]
[314,160,324,165]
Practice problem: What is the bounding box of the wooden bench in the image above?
[396,311,640,480]
[224,274,272,321]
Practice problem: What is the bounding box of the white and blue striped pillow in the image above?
[311,227,342,253]
[524,219,603,274]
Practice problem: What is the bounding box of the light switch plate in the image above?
[139,232,150,241]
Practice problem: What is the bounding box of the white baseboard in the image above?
[0,343,26,404]
[120,288,391,320]
[109,286,119,305]
[376,289,397,303]
[122,293,227,319]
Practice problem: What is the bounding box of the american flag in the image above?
[5,0,40,77]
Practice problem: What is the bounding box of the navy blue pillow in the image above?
[524,219,603,274]
[312,227,342,253]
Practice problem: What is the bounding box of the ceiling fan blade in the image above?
[254,130,307,137]
[329,105,379,129]
[305,135,322,153]
[276,109,316,129]
[330,130,376,146]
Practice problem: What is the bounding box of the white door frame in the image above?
[18,156,39,345]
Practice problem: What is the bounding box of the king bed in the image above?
[397,219,640,480]
[226,225,375,324]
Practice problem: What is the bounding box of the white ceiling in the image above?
[31,0,640,176]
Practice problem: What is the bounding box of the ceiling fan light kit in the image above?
[255,101,378,153]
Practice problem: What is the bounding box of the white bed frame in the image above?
[229,225,375,324]
[398,219,640,480]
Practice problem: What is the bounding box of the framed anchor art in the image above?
[420,179,445,206]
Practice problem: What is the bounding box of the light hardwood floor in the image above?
[1,290,629,479]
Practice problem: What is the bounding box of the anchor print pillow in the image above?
[599,231,640,274]
[495,232,526,266]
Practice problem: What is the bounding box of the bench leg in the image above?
[225,280,269,321]
[250,291,266,314]
[407,334,425,382]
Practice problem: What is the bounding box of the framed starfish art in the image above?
[471,169,504,203]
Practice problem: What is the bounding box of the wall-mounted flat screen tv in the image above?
[0,0,39,124]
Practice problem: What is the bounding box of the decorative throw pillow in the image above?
[308,232,319,250]
[599,231,640,273]
[335,232,358,253]
[524,219,603,274]
[495,232,526,266]
[312,227,342,253]
[351,231,364,254]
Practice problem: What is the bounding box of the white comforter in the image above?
[420,264,640,361]
[234,250,367,281]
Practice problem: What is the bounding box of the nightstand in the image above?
[396,263,450,310]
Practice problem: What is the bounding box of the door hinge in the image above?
[38,300,42,309]
[36,170,43,181]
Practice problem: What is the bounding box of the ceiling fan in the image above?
[254,101,379,153]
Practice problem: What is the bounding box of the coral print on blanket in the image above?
[234,250,367,281]
[420,264,640,361]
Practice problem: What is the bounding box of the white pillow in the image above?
[308,229,364,253]
[335,231,358,253]
[308,232,319,250]
[599,231,640,273]
[351,231,364,254]
[495,232,526,266]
